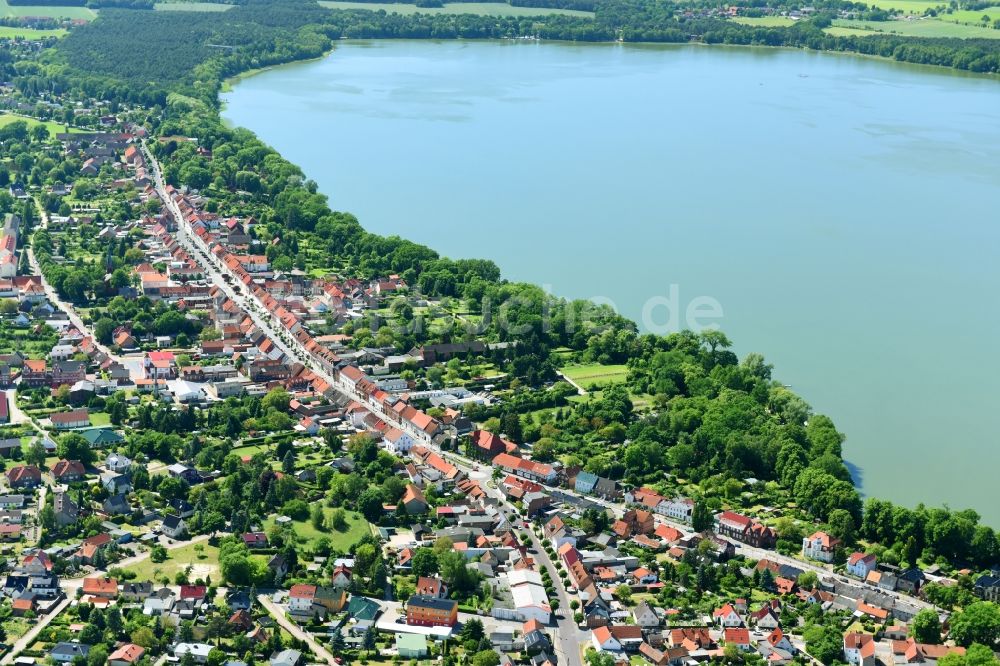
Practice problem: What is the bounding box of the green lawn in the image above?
[319,0,593,16]
[943,6,1000,21]
[733,16,797,27]
[832,16,1000,38]
[154,1,234,10]
[825,25,880,36]
[0,112,81,136]
[866,0,945,11]
[0,25,66,37]
[264,508,371,552]
[559,363,629,390]
[89,412,111,427]
[122,542,220,584]
[0,0,96,20]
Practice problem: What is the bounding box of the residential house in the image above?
[6,465,41,489]
[50,642,92,664]
[847,552,878,580]
[161,514,187,539]
[51,459,86,482]
[843,633,876,666]
[406,595,458,627]
[802,531,841,563]
[715,511,777,548]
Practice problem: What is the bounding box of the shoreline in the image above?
[217,37,1000,526]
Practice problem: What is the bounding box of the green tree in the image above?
[692,499,713,532]
[911,608,942,644]
[357,487,385,523]
[950,602,1000,648]
[57,432,96,465]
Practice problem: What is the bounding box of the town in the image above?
[0,12,997,666]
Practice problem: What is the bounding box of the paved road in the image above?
[258,594,338,665]
[0,596,71,665]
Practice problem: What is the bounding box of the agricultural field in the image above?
[832,16,1000,38]
[733,16,797,26]
[0,25,66,37]
[559,362,628,390]
[0,112,80,136]
[319,1,594,17]
[122,541,221,584]
[866,0,945,12]
[264,507,372,552]
[0,0,95,20]
[154,2,234,10]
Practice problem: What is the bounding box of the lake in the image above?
[222,40,1000,523]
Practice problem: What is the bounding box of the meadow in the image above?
[0,0,95,20]
[319,1,594,17]
[559,363,629,390]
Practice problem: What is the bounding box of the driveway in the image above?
[258,594,338,665]
[0,596,71,665]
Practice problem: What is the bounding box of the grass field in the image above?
[559,363,629,390]
[832,16,1000,38]
[733,16,797,27]
[0,25,66,37]
[154,2,233,10]
[123,542,221,583]
[825,25,880,36]
[319,0,593,16]
[939,6,1000,24]
[265,508,371,551]
[0,0,95,20]
[89,412,111,426]
[0,112,80,136]
[866,0,945,12]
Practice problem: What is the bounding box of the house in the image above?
[101,471,132,495]
[469,429,515,459]
[848,552,878,579]
[269,650,302,666]
[174,644,213,664]
[750,604,781,630]
[396,633,429,659]
[82,577,118,599]
[103,494,132,515]
[179,584,207,602]
[51,459,86,482]
[715,511,776,548]
[767,628,794,653]
[713,603,744,627]
[143,587,175,615]
[724,628,752,651]
[81,427,124,448]
[592,626,623,653]
[802,531,841,563]
[74,533,113,564]
[843,633,876,666]
[383,427,415,454]
[105,452,132,473]
[331,564,352,588]
[975,573,1000,602]
[288,584,317,616]
[417,576,448,598]
[592,625,644,653]
[227,589,252,611]
[492,452,557,484]
[406,594,458,627]
[121,581,153,601]
[268,554,289,580]
[401,483,428,515]
[897,568,925,594]
[161,514,187,539]
[6,465,41,489]
[50,642,92,664]
[243,532,269,549]
[633,601,660,629]
[170,498,195,518]
[51,408,91,430]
